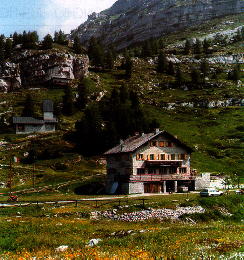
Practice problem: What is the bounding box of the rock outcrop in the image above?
[0,63,21,93]
[0,50,89,92]
[71,0,243,50]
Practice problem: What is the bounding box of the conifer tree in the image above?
[54,30,66,45]
[105,50,115,69]
[203,38,211,54]
[184,39,191,55]
[228,65,241,81]
[62,86,74,116]
[42,34,53,49]
[175,66,184,84]
[5,38,13,59]
[194,39,202,54]
[124,55,133,78]
[76,79,89,110]
[141,40,153,57]
[73,36,83,54]
[22,94,35,117]
[157,51,168,73]
[191,68,201,84]
[200,60,209,78]
[167,61,175,76]
[0,35,5,63]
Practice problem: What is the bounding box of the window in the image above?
[137,154,144,160]
[148,168,157,174]
[180,154,188,160]
[150,154,155,160]
[171,154,175,160]
[169,167,176,174]
[137,168,145,174]
[168,142,173,147]
[160,154,166,160]
[159,167,167,174]
[159,141,165,147]
[150,141,157,147]
[136,154,144,160]
[179,167,187,174]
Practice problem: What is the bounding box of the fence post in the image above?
[118,200,121,207]
[95,200,98,208]
[75,200,78,207]
[142,199,145,208]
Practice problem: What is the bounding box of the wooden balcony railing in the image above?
[128,174,196,182]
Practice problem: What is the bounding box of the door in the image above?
[144,183,161,193]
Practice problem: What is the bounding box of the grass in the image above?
[0,194,243,259]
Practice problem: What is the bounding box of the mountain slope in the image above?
[71,0,243,49]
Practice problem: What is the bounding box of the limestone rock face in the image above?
[71,0,243,50]
[0,50,89,92]
[0,63,21,93]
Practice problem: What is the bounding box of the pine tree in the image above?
[0,35,5,63]
[167,61,175,76]
[141,40,153,57]
[13,32,19,46]
[157,51,168,73]
[200,60,209,78]
[22,94,35,117]
[105,50,115,69]
[194,39,202,54]
[184,39,191,55]
[5,38,13,59]
[56,30,66,45]
[76,79,89,110]
[175,66,184,84]
[228,65,240,81]
[42,34,53,49]
[203,38,211,54]
[73,36,83,54]
[62,86,74,116]
[75,104,104,156]
[124,55,133,78]
[191,68,201,84]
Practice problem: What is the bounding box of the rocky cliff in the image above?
[0,50,89,92]
[71,0,243,50]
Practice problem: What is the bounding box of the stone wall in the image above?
[195,173,211,190]
[16,123,56,134]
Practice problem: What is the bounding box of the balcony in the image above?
[129,174,196,182]
[145,160,183,167]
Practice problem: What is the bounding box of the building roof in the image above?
[13,117,44,125]
[104,130,193,155]
[43,100,54,112]
[13,117,58,124]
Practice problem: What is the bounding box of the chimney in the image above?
[155,128,160,134]
[120,139,124,152]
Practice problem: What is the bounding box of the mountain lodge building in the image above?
[104,129,196,194]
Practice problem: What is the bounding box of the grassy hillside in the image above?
[0,14,243,196]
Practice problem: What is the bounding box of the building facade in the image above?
[13,100,57,134]
[105,129,196,194]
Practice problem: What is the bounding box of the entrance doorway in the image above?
[144,183,161,193]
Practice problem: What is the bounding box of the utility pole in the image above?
[32,163,35,189]
[7,157,13,195]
